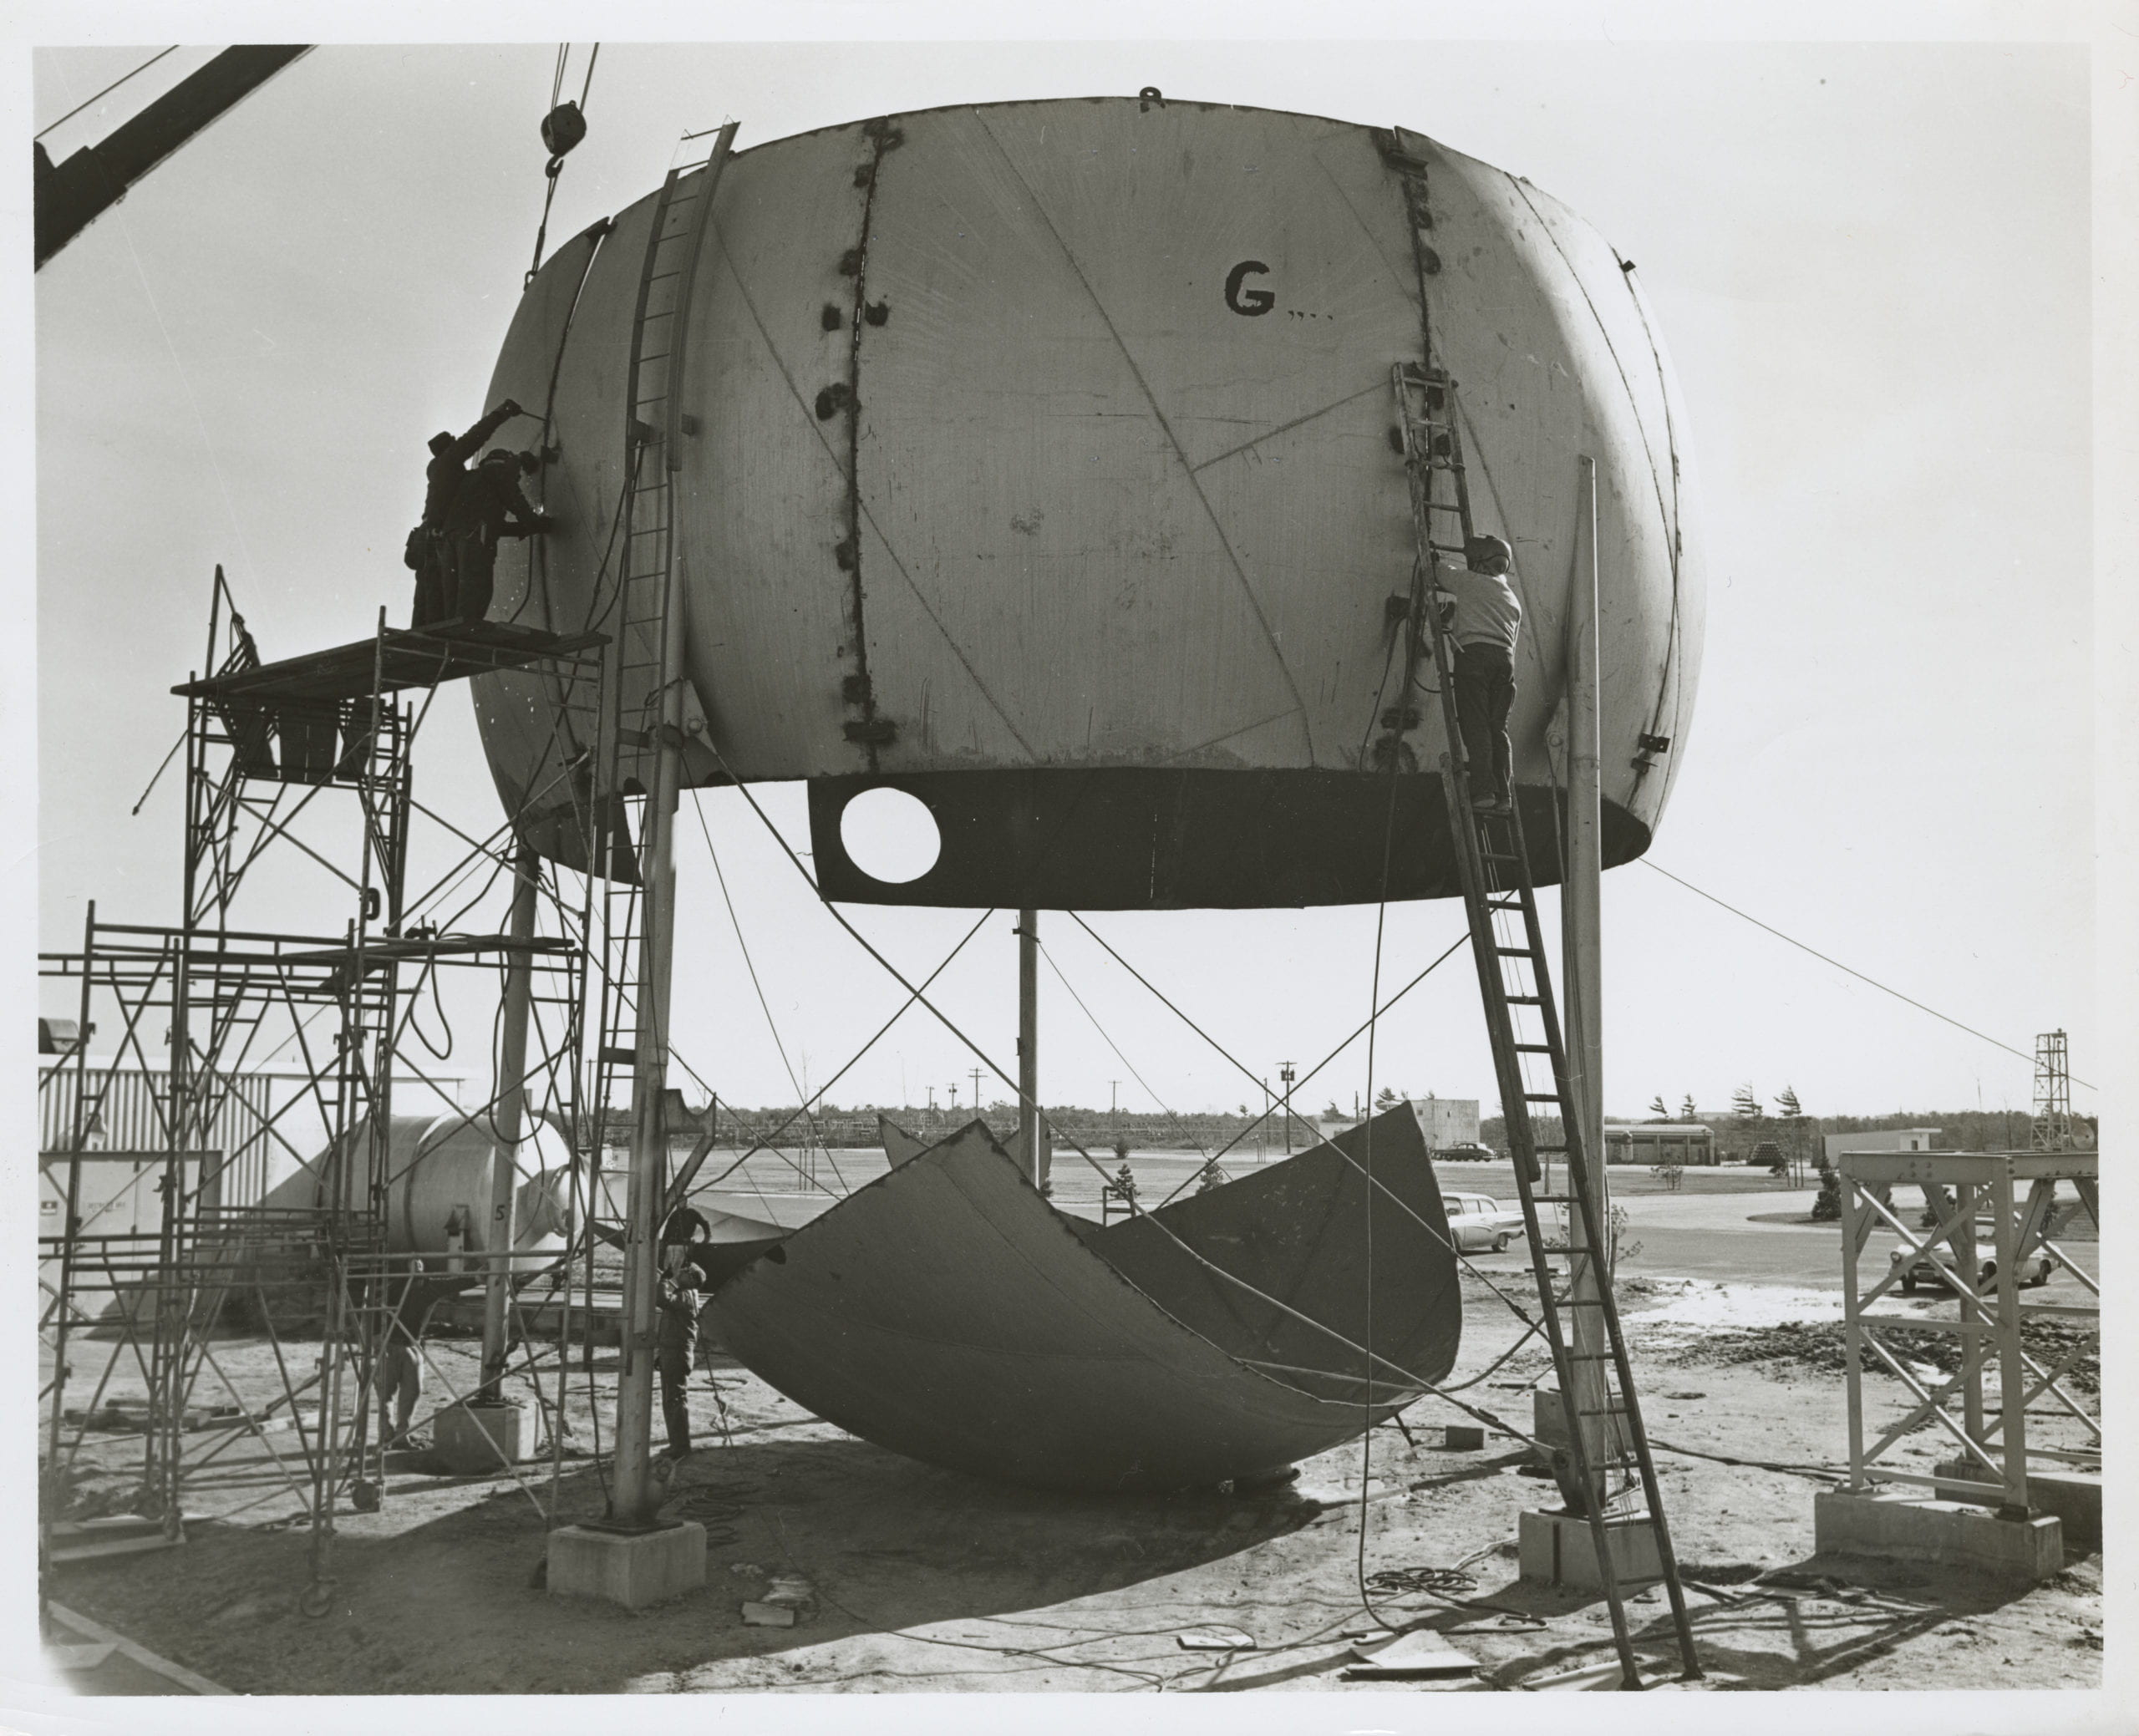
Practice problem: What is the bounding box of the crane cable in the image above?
[526,43,600,287]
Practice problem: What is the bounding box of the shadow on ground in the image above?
[53,1430,1323,1695]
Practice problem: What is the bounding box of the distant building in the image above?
[1602,1121,1715,1165]
[1410,1095,1481,1150]
[1311,1095,1480,1150]
[1823,1128,1943,1165]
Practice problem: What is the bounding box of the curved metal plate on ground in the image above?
[707,1105,1459,1491]
[1081,1107,1460,1404]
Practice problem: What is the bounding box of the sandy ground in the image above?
[36,1255,2102,1698]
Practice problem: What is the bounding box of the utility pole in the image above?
[1562,456,1613,1505]
[477,842,540,1408]
[1278,1060,1297,1155]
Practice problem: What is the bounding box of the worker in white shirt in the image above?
[1434,536,1522,815]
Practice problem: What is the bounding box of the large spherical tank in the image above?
[262,1112,570,1272]
[472,97,1700,908]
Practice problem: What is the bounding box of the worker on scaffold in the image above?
[408,399,522,628]
[1435,534,1522,817]
[442,445,559,627]
[655,1207,715,1461]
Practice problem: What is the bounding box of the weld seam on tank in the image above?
[836,118,905,772]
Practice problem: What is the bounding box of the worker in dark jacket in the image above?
[655,1208,715,1460]
[1435,534,1523,815]
[410,399,521,628]
[443,447,557,626]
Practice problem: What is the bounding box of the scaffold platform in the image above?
[171,621,606,705]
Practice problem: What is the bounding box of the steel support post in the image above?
[1991,1165,2030,1513]
[1841,1167,1865,1490]
[1018,909,1041,1187]
[479,842,541,1402]
[611,578,689,1528]
[1562,457,1613,1494]
[1959,1181,1984,1449]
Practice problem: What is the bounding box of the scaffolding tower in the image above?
[38,570,605,1607]
[2030,1030,2082,1152]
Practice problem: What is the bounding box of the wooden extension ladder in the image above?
[1392,361,1701,1687]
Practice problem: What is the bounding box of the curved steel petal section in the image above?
[1084,1104,1460,1404]
[707,1114,1459,1492]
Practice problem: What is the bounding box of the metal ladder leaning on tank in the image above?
[579,128,739,1139]
[1391,360,1702,1688]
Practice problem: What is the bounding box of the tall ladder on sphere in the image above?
[1392,362,1700,1687]
[582,128,737,1203]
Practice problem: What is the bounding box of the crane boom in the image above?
[34,46,311,269]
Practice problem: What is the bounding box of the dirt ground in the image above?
[38,1266,2102,1696]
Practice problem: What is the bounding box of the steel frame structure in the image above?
[1837,1150,2099,1514]
[38,572,608,1610]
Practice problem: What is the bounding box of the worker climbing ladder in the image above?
[1392,361,1702,1686]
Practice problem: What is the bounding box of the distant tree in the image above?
[1322,1102,1344,1121]
[1732,1083,1760,1121]
[1374,1086,1400,1110]
[1648,1095,1670,1119]
[1680,1094,1698,1121]
[1775,1084,1803,1118]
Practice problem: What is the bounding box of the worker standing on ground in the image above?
[409,399,522,628]
[376,1261,434,1450]
[1435,534,1522,815]
[443,447,557,627]
[655,1208,714,1461]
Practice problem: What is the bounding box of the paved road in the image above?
[694,1149,2097,1294]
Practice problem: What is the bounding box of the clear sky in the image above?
[20,11,2122,1130]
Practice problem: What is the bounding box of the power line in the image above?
[1639,858,2093,1090]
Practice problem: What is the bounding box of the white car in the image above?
[1444,1192,1522,1252]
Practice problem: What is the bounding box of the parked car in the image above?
[1444,1192,1521,1252]
[1438,1142,1496,1162]
[1889,1245,2052,1294]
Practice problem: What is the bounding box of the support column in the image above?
[1562,455,1614,1496]
[1018,909,1044,1189]
[477,844,540,1404]
[611,585,689,1529]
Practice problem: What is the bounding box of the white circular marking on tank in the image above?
[839,787,942,883]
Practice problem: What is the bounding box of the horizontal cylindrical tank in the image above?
[471,96,1700,909]
[263,1112,571,1272]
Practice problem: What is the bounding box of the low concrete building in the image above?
[1823,1128,1943,1165]
[1410,1095,1481,1150]
[1602,1120,1715,1165]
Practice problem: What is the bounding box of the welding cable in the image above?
[1351,695,1416,1634]
[673,886,997,1195]
[1637,859,2088,1086]
[1034,942,1209,1161]
[691,795,852,1196]
[1071,916,1471,1205]
[696,749,1143,1199]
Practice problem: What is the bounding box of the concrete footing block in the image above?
[1930,1460,2101,1553]
[432,1401,528,1475]
[546,1521,707,1609]
[1518,1509,1662,1589]
[1813,1490,2062,1581]
[1532,1388,1627,1450]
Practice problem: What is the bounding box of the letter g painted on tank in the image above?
[1224,260,1275,316]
